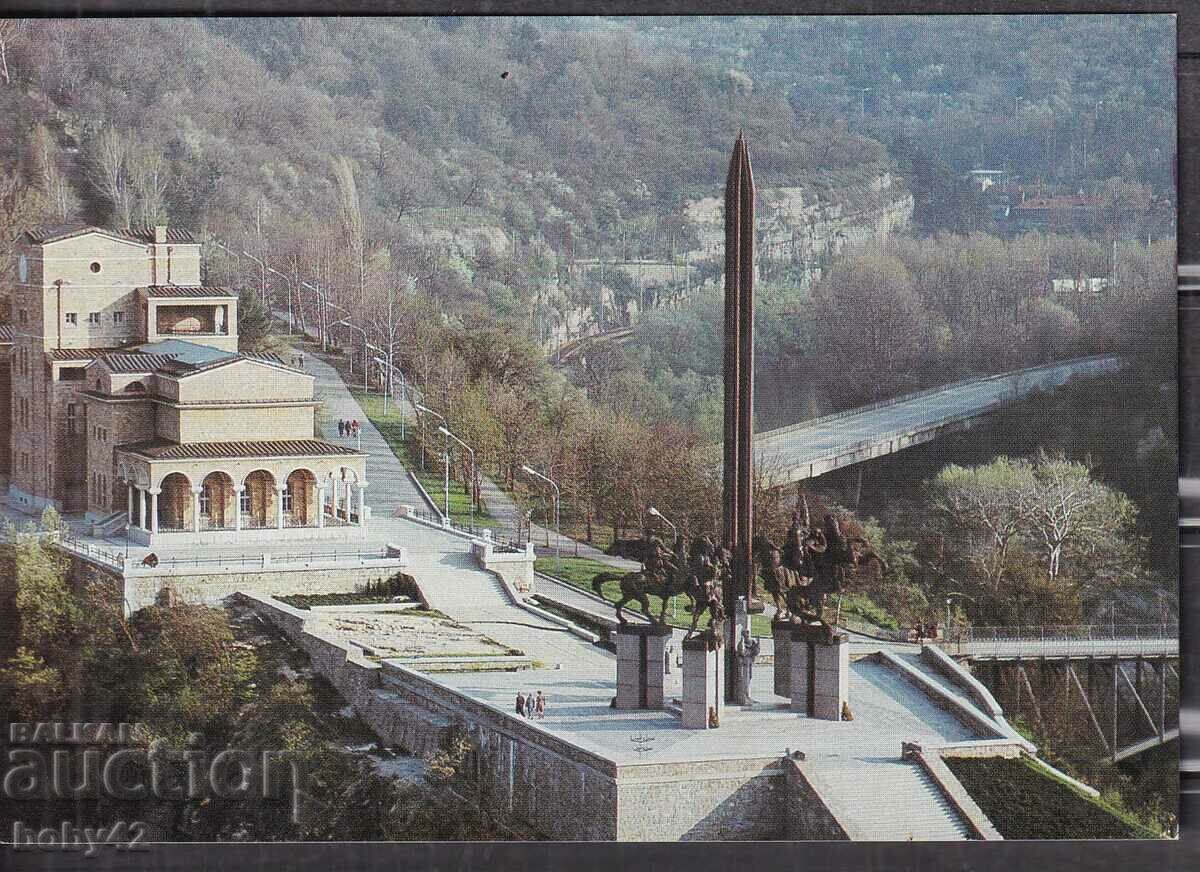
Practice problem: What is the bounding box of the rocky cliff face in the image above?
[685,169,914,276]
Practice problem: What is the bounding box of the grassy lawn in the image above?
[349,388,502,531]
[276,592,420,610]
[535,556,774,637]
[944,755,1161,839]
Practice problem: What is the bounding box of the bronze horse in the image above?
[754,538,829,623]
[755,510,888,625]
[592,533,727,627]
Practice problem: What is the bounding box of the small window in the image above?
[18,310,27,325]
[65,313,77,325]
[282,486,294,513]
[113,312,125,325]
[199,488,212,517]
[89,262,101,274]
[66,404,77,435]
[239,490,251,514]
[58,366,85,381]
[88,313,100,326]
[124,380,145,393]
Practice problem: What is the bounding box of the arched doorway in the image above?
[284,469,317,527]
[201,471,235,530]
[242,470,277,529]
[158,473,191,531]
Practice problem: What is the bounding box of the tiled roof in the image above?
[142,285,236,298]
[124,226,197,243]
[158,351,291,377]
[119,439,363,461]
[23,223,196,245]
[0,325,13,343]
[49,348,102,361]
[99,353,177,374]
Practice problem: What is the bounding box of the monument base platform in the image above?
[681,631,725,729]
[789,623,849,720]
[615,623,672,709]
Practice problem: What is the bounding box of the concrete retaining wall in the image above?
[125,564,404,611]
[782,758,851,840]
[238,591,812,840]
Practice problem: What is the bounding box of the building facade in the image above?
[2,224,368,545]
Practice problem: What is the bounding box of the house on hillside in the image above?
[0,223,367,545]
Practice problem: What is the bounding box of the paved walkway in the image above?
[306,352,432,514]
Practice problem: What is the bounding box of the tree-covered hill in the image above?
[0,17,888,261]
[626,15,1175,197]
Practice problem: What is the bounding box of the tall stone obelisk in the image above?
[722,132,754,703]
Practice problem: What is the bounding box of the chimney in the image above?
[154,225,167,244]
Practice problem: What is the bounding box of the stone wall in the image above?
[616,758,787,841]
[124,563,402,611]
[782,758,850,840]
[236,591,874,842]
[242,592,621,840]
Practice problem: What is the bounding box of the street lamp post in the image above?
[522,464,560,566]
[264,265,295,334]
[415,402,445,496]
[647,507,677,617]
[373,355,407,438]
[326,301,369,395]
[439,425,476,533]
[647,506,676,540]
[240,249,268,305]
[299,279,332,351]
[945,598,952,639]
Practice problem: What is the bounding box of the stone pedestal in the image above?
[615,624,672,710]
[682,631,725,729]
[789,624,849,720]
[773,618,793,698]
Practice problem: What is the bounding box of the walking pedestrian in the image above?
[524,691,535,719]
[338,419,346,438]
[352,419,360,438]
[535,691,545,719]
[515,691,526,717]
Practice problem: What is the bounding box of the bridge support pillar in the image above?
[615,624,671,710]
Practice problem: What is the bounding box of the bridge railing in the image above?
[932,624,1178,657]
[758,354,1120,444]
[949,624,1178,643]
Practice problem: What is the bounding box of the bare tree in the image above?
[333,155,366,306]
[87,128,134,229]
[30,125,77,222]
[128,146,170,227]
[0,20,28,86]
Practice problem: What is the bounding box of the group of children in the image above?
[337,419,361,439]
[515,690,546,720]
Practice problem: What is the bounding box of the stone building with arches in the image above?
[1,223,369,545]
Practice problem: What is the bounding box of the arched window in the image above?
[124,381,146,393]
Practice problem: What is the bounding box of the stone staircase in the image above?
[805,757,973,840]
[90,510,128,538]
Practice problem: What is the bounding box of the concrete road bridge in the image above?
[752,354,1123,486]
